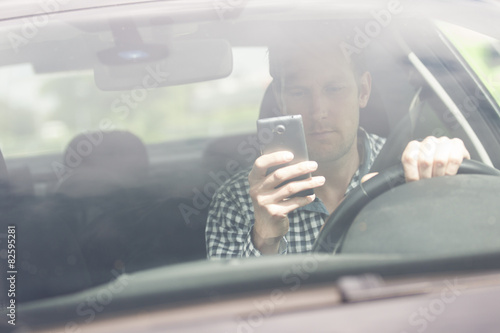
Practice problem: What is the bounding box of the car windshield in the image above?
[1,0,500,331]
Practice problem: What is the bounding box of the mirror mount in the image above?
[97,18,170,66]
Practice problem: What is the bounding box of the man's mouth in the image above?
[307,130,337,141]
[308,129,336,136]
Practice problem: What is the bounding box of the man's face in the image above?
[276,45,371,163]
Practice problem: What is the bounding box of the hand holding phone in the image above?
[250,115,325,253]
[257,115,314,198]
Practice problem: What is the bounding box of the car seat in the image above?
[57,130,206,285]
[56,130,153,284]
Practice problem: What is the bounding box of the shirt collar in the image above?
[296,127,374,215]
[297,197,330,215]
[357,127,374,179]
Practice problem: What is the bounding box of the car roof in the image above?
[0,0,154,21]
[1,0,499,31]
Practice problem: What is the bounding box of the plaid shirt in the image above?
[206,128,386,258]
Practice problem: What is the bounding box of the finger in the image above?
[455,138,470,160]
[255,194,316,221]
[251,173,323,206]
[264,160,318,189]
[279,194,317,213]
[418,137,437,179]
[445,138,468,175]
[432,138,451,177]
[361,172,378,183]
[271,176,325,202]
[249,151,294,180]
[401,140,420,182]
[463,145,471,160]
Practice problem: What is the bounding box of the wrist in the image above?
[251,228,283,254]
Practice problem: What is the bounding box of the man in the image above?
[205,34,470,258]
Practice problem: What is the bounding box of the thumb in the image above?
[361,172,378,183]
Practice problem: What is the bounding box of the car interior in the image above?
[1,8,500,309]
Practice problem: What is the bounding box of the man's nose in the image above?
[309,90,329,119]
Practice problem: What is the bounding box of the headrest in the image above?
[57,130,148,197]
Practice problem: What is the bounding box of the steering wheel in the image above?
[312,159,500,253]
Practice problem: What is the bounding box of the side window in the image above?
[0,47,271,158]
[439,22,500,105]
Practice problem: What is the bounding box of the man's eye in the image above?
[287,89,306,97]
[324,86,343,94]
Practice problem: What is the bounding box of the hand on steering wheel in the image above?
[312,159,500,253]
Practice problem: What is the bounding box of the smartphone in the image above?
[256,115,314,198]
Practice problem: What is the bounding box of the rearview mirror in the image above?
[94,39,232,91]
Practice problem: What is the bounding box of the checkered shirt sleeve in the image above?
[205,169,262,258]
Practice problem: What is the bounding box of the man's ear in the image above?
[358,71,372,109]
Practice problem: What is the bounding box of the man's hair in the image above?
[267,22,366,83]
